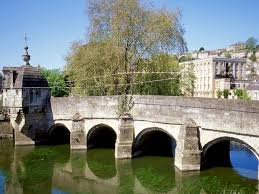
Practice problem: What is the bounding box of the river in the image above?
[0,140,257,194]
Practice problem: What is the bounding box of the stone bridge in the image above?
[5,89,259,177]
[48,96,259,176]
[3,53,259,179]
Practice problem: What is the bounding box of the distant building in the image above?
[0,73,2,90]
[231,51,247,59]
[191,49,226,60]
[0,73,2,99]
[247,81,259,101]
[226,43,247,52]
[180,58,247,98]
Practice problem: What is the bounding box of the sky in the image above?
[0,0,259,69]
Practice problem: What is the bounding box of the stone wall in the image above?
[0,121,13,139]
[50,95,259,152]
[51,95,259,136]
[50,95,259,173]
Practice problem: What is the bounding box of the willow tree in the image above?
[66,0,188,113]
[66,0,187,89]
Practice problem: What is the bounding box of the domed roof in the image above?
[13,65,49,88]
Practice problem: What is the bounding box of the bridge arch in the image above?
[203,136,259,159]
[48,123,70,144]
[87,124,117,149]
[132,127,177,157]
[202,136,259,169]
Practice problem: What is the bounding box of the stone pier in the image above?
[115,114,134,159]
[175,119,201,171]
[70,113,87,150]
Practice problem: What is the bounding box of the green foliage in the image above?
[117,94,134,116]
[65,0,189,98]
[178,54,193,62]
[180,63,196,96]
[198,47,205,52]
[217,90,222,98]
[249,53,257,62]
[65,41,130,96]
[133,54,183,96]
[65,0,191,115]
[246,37,258,51]
[40,68,70,97]
[234,89,251,100]
[223,89,230,99]
[224,51,232,58]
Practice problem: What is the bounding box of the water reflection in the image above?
[87,149,117,179]
[0,171,5,194]
[0,140,257,194]
[132,156,176,193]
[230,142,258,180]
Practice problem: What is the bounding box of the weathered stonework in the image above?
[11,109,35,145]
[115,114,134,159]
[3,79,259,178]
[0,121,13,139]
[3,64,51,145]
[175,119,201,171]
[70,113,86,150]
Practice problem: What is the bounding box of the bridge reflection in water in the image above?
[0,140,258,194]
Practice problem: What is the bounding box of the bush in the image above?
[223,89,230,99]
[234,89,251,100]
[216,90,222,98]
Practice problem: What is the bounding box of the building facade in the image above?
[181,58,247,98]
[247,81,259,101]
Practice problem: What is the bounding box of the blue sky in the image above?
[0,0,259,69]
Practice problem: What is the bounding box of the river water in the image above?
[0,140,258,194]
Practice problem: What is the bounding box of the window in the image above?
[30,90,33,103]
[13,71,18,86]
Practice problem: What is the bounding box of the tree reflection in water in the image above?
[0,141,257,194]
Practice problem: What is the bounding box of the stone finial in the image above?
[22,34,31,66]
[22,46,31,66]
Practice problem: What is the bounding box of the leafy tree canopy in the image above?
[40,68,70,97]
[65,0,191,97]
[234,89,251,100]
[246,37,258,51]
[198,47,205,52]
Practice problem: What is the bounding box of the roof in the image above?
[3,65,48,88]
[179,57,246,65]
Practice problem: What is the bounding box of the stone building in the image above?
[191,49,226,59]
[2,46,51,145]
[246,81,259,101]
[180,58,247,98]
[226,43,247,52]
